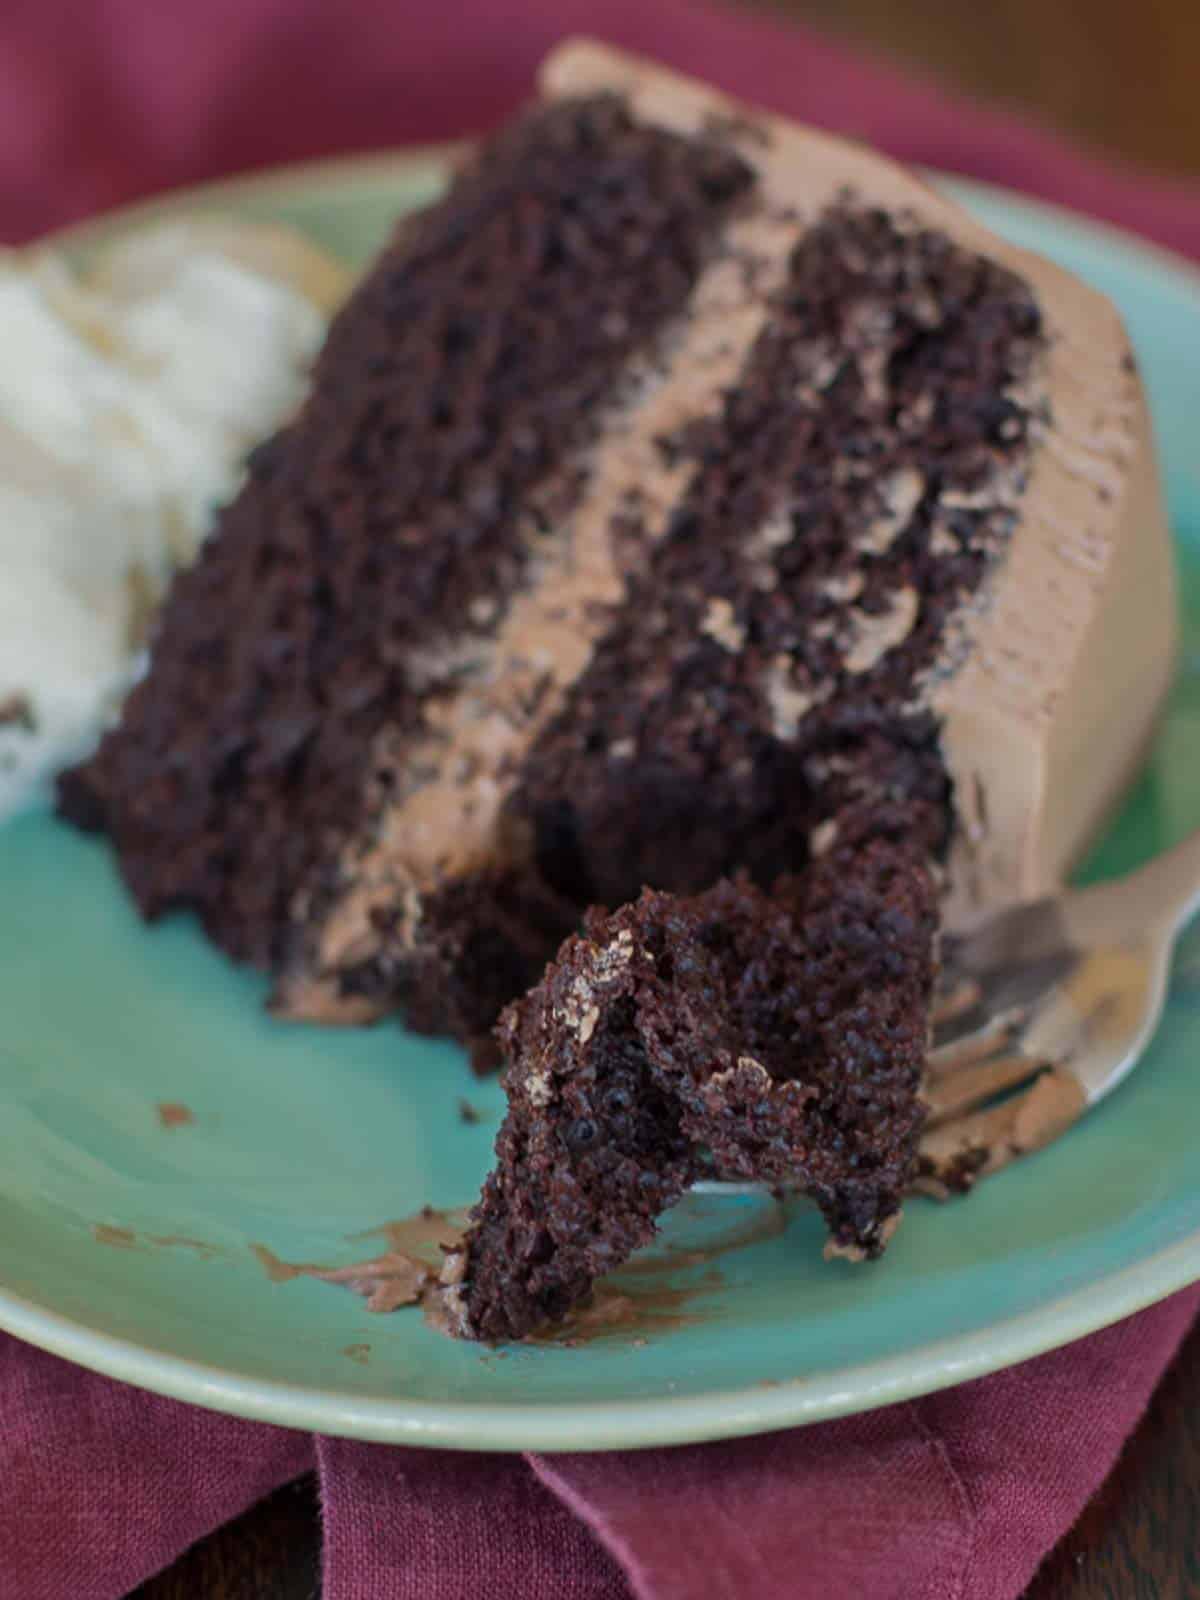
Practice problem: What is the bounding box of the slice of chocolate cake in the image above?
[61,42,1175,1071]
[442,823,938,1343]
[59,89,755,1009]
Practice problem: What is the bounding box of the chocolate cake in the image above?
[60,47,1173,1059]
[60,38,1175,1306]
[444,830,938,1343]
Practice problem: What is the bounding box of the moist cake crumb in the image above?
[451,829,937,1342]
[58,93,753,985]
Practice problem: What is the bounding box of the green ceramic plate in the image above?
[2,156,1199,1453]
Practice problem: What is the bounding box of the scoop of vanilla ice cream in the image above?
[0,222,342,821]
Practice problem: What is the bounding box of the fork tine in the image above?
[931,949,1079,1051]
[916,1066,1087,1196]
[1019,945,1152,1066]
[929,977,983,1029]
[927,1012,1023,1077]
[943,895,1068,975]
[923,1051,1047,1127]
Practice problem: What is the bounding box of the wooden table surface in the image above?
[757,0,1200,178]
[125,3,1199,1595]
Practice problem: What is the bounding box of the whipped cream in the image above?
[0,229,334,821]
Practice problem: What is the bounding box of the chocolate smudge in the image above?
[0,693,35,731]
[92,1224,137,1249]
[148,1234,222,1261]
[156,1101,196,1129]
[253,1201,777,1344]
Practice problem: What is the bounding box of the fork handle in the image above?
[1071,825,1200,940]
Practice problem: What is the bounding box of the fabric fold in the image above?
[5,1289,1195,1600]
[317,1439,626,1600]
[529,1288,1200,1600]
[0,1334,311,1600]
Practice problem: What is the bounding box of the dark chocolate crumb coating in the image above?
[453,823,937,1342]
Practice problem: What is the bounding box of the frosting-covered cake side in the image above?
[543,42,1176,919]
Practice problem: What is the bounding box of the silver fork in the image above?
[697,828,1200,1201]
[916,826,1200,1193]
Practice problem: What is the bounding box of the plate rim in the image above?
[40,143,1200,302]
[3,151,1200,1452]
[0,1211,1197,1451]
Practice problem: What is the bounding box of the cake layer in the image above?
[500,201,1040,909]
[292,189,1044,1045]
[58,95,753,971]
[445,830,938,1342]
[544,43,1176,919]
[282,202,809,1027]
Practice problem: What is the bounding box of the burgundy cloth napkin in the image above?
[5,0,1200,255]
[3,2,1200,1597]
[5,1290,1199,1599]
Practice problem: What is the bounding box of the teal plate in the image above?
[2,158,1199,1452]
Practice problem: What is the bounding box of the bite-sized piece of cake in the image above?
[60,42,1175,1063]
[442,821,938,1343]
